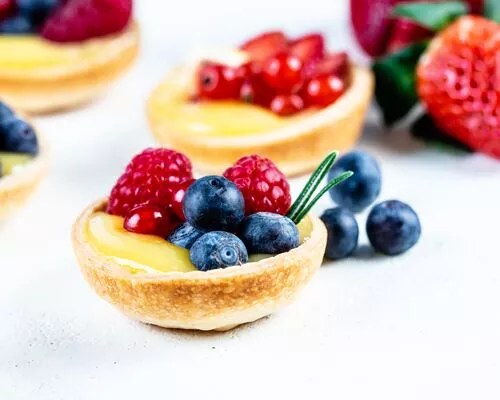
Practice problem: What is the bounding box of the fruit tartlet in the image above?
[0,100,48,218]
[0,0,138,114]
[147,31,374,177]
[72,148,354,331]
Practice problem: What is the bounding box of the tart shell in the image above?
[147,65,374,177]
[72,199,327,331]
[0,127,49,219]
[0,23,139,115]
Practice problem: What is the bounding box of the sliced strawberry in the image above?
[386,17,432,54]
[289,33,325,63]
[240,31,287,63]
[315,52,349,78]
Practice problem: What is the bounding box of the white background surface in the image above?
[2,1,500,399]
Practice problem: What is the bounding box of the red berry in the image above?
[0,0,15,21]
[240,73,273,107]
[385,18,431,54]
[262,52,304,92]
[289,33,325,77]
[269,94,304,116]
[197,61,244,100]
[41,0,132,43]
[302,75,345,107]
[124,204,177,237]
[171,178,195,221]
[315,52,350,79]
[107,148,193,217]
[224,155,291,216]
[240,31,288,64]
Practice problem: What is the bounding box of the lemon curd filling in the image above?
[0,152,34,176]
[86,212,314,274]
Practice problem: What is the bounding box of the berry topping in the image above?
[239,73,273,106]
[314,52,349,78]
[17,0,59,25]
[124,204,177,237]
[320,207,359,260]
[170,178,195,221]
[41,0,132,43]
[262,52,304,92]
[0,116,39,154]
[302,75,345,107]
[366,200,421,255]
[239,212,299,255]
[197,61,244,100]
[240,31,287,63]
[269,93,304,116]
[417,16,500,158]
[190,231,248,271]
[327,151,381,213]
[0,0,15,21]
[107,148,193,217]
[167,222,203,250]
[223,154,291,216]
[182,176,245,233]
[0,13,34,33]
[289,33,325,64]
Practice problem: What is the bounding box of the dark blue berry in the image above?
[320,207,359,260]
[366,200,421,255]
[190,231,248,271]
[239,212,300,255]
[0,14,34,34]
[328,151,381,213]
[183,176,245,233]
[16,0,59,25]
[0,102,14,121]
[167,223,203,250]
[0,117,39,155]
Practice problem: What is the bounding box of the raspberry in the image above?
[41,0,132,43]
[223,155,291,216]
[107,148,193,217]
[417,16,500,158]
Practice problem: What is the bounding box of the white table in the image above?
[2,1,500,398]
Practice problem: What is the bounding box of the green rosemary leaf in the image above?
[292,171,354,224]
[287,152,337,221]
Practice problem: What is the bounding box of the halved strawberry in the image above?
[240,31,287,63]
[385,17,431,54]
[289,33,325,63]
[315,52,349,78]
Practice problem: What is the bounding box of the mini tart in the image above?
[72,198,327,331]
[0,126,49,219]
[147,64,374,177]
[0,22,139,114]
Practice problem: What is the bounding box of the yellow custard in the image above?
[86,212,313,274]
[0,152,34,176]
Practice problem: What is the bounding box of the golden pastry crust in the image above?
[0,23,139,114]
[147,65,374,177]
[72,199,327,331]
[0,127,49,219]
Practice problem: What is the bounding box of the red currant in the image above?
[269,94,304,116]
[262,52,304,92]
[171,178,195,221]
[302,75,345,107]
[124,204,177,237]
[240,73,273,107]
[196,61,243,100]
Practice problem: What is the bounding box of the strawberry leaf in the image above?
[393,1,468,31]
[484,0,500,22]
[372,42,427,126]
[410,113,474,153]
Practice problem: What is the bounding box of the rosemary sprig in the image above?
[293,171,353,224]
[286,152,338,221]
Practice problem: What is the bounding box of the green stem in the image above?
[292,171,353,224]
[286,152,337,221]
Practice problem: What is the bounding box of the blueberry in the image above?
[168,223,203,250]
[183,176,245,232]
[0,117,39,155]
[366,200,421,255]
[239,212,300,255]
[0,102,14,121]
[16,0,59,24]
[190,231,248,271]
[328,151,381,213]
[0,14,34,34]
[320,207,359,260]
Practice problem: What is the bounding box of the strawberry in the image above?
[289,33,324,62]
[240,31,287,63]
[315,52,349,78]
[385,18,432,54]
[41,0,132,43]
[417,16,500,158]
